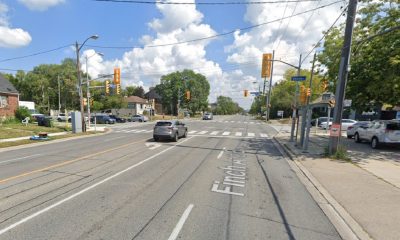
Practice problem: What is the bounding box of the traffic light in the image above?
[105,80,110,95]
[114,68,121,85]
[299,85,307,105]
[83,98,87,106]
[116,84,121,95]
[90,98,94,106]
[244,90,249,97]
[306,87,311,97]
[186,90,191,100]
[322,80,328,92]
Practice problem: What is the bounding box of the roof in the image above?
[125,96,148,104]
[0,74,18,94]
[144,88,162,100]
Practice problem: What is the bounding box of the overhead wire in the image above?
[0,44,72,63]
[274,0,300,51]
[94,0,328,5]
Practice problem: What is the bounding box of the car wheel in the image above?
[347,135,352,139]
[183,130,188,138]
[154,136,159,142]
[139,119,143,122]
[105,120,109,124]
[371,137,379,149]
[173,132,178,142]
[354,133,361,143]
[57,118,61,122]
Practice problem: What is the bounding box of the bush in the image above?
[15,107,31,121]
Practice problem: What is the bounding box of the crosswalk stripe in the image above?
[198,131,208,135]
[144,130,153,133]
[222,131,230,136]
[189,130,197,134]
[247,132,255,137]
[210,131,219,135]
[235,132,242,136]
[244,121,248,124]
[249,122,254,124]
[260,133,269,138]
[136,130,146,133]
[230,121,235,123]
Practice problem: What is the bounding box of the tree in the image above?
[155,69,210,115]
[213,96,243,115]
[317,0,400,110]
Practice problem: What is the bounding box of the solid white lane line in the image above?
[136,129,147,133]
[167,204,194,240]
[247,132,255,137]
[0,154,41,165]
[0,137,194,236]
[188,130,197,134]
[144,130,153,133]
[198,131,208,135]
[249,122,255,124]
[104,136,126,142]
[210,131,219,135]
[235,132,242,137]
[217,147,226,159]
[222,131,230,136]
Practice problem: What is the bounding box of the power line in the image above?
[0,44,72,63]
[301,4,347,64]
[94,0,325,5]
[275,0,300,51]
[88,0,342,50]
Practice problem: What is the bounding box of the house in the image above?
[144,87,163,114]
[125,96,152,115]
[0,74,19,119]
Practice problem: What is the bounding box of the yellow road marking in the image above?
[0,139,146,184]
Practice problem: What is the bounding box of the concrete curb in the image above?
[0,129,111,153]
[272,134,372,240]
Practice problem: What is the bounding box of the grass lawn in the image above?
[0,122,70,139]
[0,131,97,148]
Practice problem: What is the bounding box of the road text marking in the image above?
[217,147,226,159]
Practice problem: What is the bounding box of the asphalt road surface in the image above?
[0,115,341,240]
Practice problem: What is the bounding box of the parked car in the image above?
[153,120,187,142]
[131,114,149,122]
[109,115,126,123]
[320,119,357,131]
[311,117,333,127]
[57,113,71,122]
[202,112,213,120]
[31,113,45,122]
[346,121,370,138]
[354,120,400,149]
[91,115,115,124]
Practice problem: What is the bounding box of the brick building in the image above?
[0,74,19,118]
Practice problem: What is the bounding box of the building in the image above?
[144,87,163,114]
[0,74,19,119]
[126,96,152,115]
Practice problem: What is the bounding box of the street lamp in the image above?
[75,35,99,132]
[85,51,104,129]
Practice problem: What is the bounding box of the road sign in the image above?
[344,99,352,107]
[330,124,341,137]
[277,110,284,116]
[291,76,307,81]
[250,91,261,96]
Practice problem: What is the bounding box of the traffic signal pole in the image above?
[266,50,275,121]
[329,0,358,154]
[290,54,302,142]
[303,52,317,151]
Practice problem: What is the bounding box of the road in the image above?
[0,115,341,240]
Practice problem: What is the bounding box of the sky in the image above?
[0,0,347,109]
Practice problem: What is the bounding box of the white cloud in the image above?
[0,2,32,48]
[18,0,64,11]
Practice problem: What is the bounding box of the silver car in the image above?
[153,120,188,142]
[346,121,370,138]
[354,120,400,149]
[131,114,149,122]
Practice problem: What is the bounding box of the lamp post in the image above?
[75,35,99,132]
[85,51,103,129]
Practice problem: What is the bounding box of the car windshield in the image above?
[156,121,172,126]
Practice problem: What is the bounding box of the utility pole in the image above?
[303,52,317,151]
[75,41,85,132]
[329,0,358,154]
[290,54,302,142]
[58,75,61,114]
[266,50,275,121]
[85,56,91,129]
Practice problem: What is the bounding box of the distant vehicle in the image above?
[202,112,213,120]
[354,120,400,149]
[131,114,149,122]
[31,113,45,122]
[346,121,370,139]
[311,117,333,127]
[57,113,71,122]
[91,115,115,124]
[153,120,187,142]
[109,115,126,123]
[320,119,357,131]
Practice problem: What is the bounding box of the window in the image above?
[0,95,8,108]
[140,104,143,109]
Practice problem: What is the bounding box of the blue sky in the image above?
[0,0,345,109]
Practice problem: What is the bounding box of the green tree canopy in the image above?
[155,69,210,115]
[213,96,243,115]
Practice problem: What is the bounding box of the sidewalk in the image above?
[274,130,400,240]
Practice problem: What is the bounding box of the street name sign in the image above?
[291,76,307,81]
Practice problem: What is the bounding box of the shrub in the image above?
[15,107,31,121]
